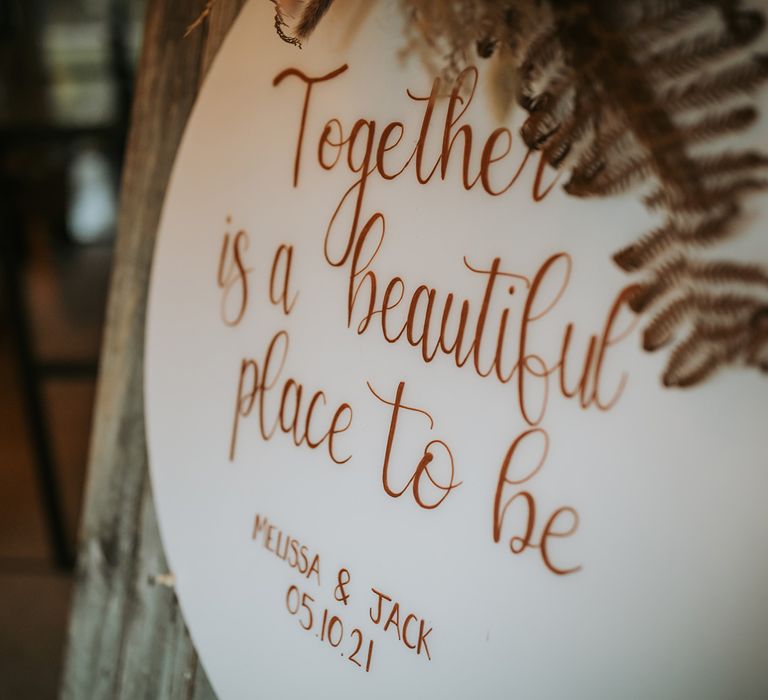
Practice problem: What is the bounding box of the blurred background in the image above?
[0,0,145,696]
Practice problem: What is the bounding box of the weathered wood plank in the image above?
[60,1,246,698]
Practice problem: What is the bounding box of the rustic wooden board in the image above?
[60,1,246,697]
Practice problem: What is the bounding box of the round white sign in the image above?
[145,2,768,698]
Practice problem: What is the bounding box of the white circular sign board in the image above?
[146,2,768,698]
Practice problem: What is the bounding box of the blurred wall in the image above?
[0,1,145,697]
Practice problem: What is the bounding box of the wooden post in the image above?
[60,1,245,697]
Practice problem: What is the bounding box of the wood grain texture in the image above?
[60,1,246,698]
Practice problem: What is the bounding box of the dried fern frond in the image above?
[399,2,540,84]
[271,0,336,47]
[417,0,768,387]
[640,10,764,80]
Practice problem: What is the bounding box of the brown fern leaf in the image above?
[630,257,690,313]
[629,254,768,312]
[541,96,598,167]
[662,329,734,387]
[565,154,653,197]
[643,292,759,350]
[272,1,302,47]
[663,54,768,111]
[521,100,566,148]
[615,105,758,156]
[614,220,682,272]
[295,0,335,39]
[642,10,765,80]
[620,0,715,37]
[693,261,768,288]
[272,0,335,46]
[689,151,768,181]
[644,176,768,211]
[746,307,768,370]
[681,105,758,142]
[563,125,639,189]
[613,204,739,270]
[663,304,768,386]
[518,29,560,108]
